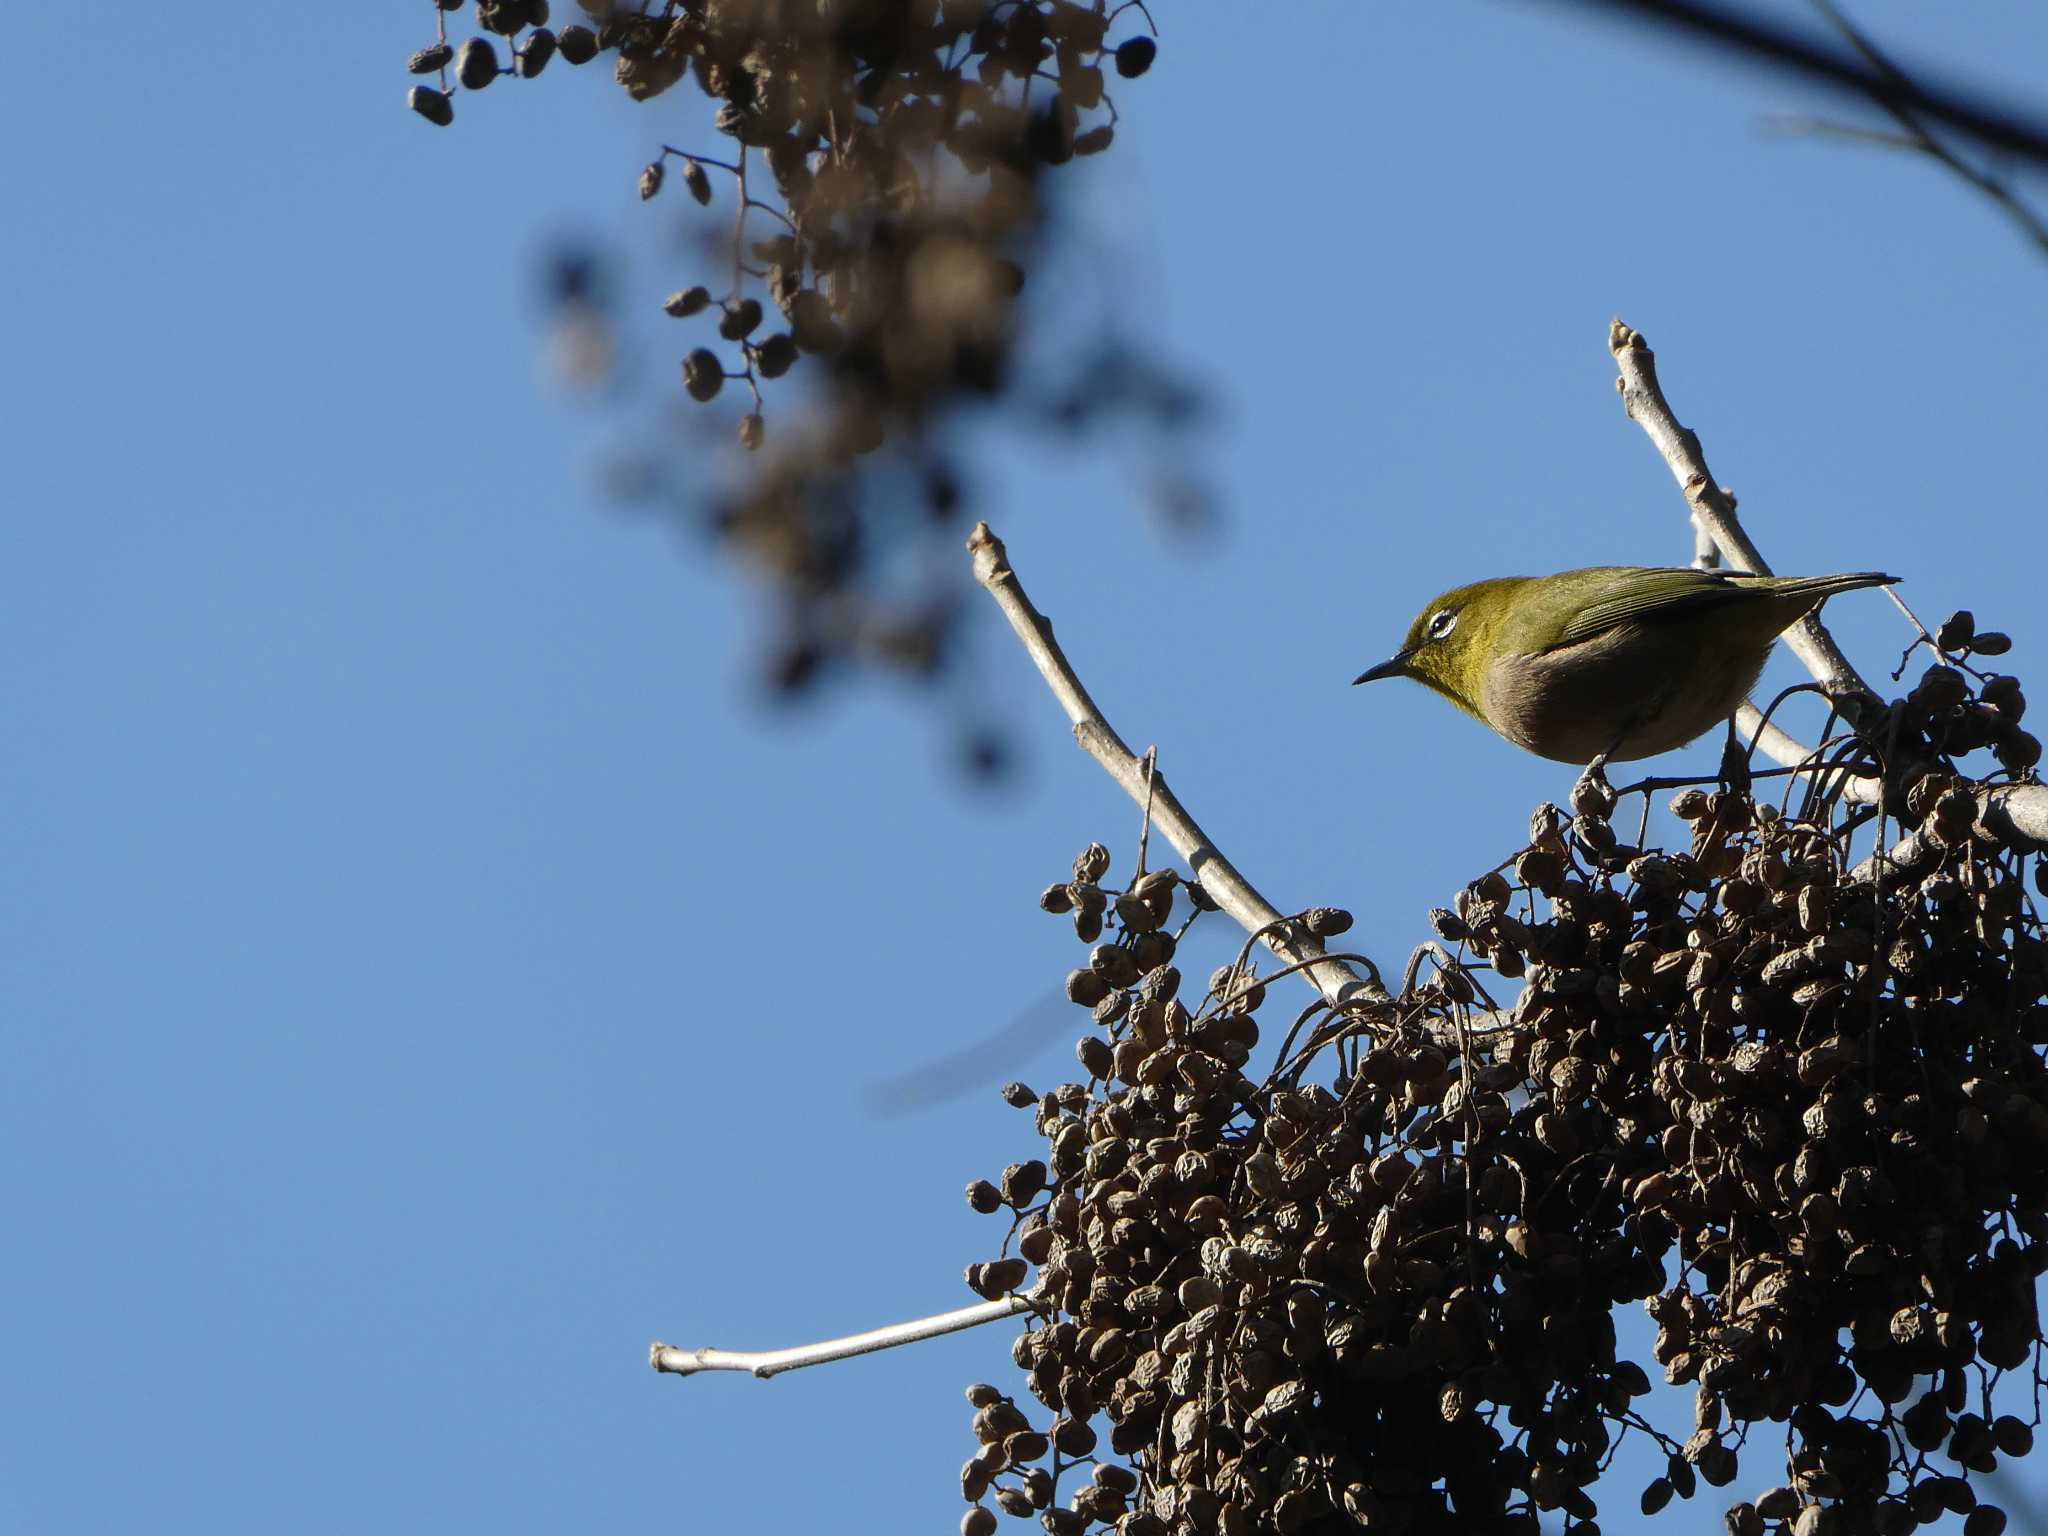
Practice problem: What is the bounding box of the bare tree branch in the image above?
[652,1294,1038,1381]
[967,522,1393,1019]
[1849,784,2048,883]
[1611,321,2048,854]
[1608,320,1888,800]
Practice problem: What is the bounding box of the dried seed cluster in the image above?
[1898,614,2038,774]
[406,1,1188,715]
[962,681,2046,1535]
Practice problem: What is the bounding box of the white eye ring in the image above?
[1427,609,1458,640]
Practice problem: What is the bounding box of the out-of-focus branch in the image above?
[1551,0,2048,168]
[1608,321,1886,801]
[967,523,1393,1018]
[1796,0,2048,258]
[652,1294,1036,1381]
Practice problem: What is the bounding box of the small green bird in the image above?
[1353,566,1896,764]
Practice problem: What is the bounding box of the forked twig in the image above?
[1612,320,2048,861]
[1609,320,1887,803]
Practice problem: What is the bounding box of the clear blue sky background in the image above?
[4,4,2046,1533]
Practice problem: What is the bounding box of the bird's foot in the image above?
[1569,757,1617,821]
[1718,720,1753,795]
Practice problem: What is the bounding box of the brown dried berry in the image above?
[476,0,526,36]
[1913,665,1969,712]
[1065,969,1110,1008]
[1089,943,1141,988]
[1992,1416,2033,1456]
[408,44,454,73]
[681,158,713,205]
[1996,730,2041,771]
[408,86,455,125]
[1053,1418,1095,1457]
[1982,675,2026,721]
[638,161,664,199]
[719,299,763,340]
[557,24,598,64]
[966,1258,1029,1298]
[1113,35,1156,76]
[753,332,797,378]
[683,349,723,401]
[663,286,711,318]
[1303,906,1352,937]
[517,28,556,76]
[456,37,499,89]
[1001,1161,1048,1206]
[1570,772,1617,820]
[1129,930,1175,972]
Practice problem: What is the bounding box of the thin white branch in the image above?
[651,1294,1037,1380]
[967,522,1392,1018]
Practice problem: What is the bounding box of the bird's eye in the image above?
[1427,609,1458,640]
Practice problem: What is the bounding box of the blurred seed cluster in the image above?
[406,0,1198,732]
[959,648,2046,1535]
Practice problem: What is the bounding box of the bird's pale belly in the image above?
[1481,623,1772,764]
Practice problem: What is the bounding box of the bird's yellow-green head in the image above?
[1351,576,1534,727]
[1354,566,1897,764]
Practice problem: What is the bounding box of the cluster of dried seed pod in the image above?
[409,1,1190,717]
[406,0,595,126]
[1897,627,2037,774]
[964,703,2046,1535]
[1616,763,2048,1536]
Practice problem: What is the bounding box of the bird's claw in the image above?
[1570,758,1617,821]
[1718,722,1753,794]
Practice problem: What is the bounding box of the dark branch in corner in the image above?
[1551,0,2048,168]
[1793,0,2048,257]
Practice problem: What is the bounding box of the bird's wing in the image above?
[1549,567,1743,649]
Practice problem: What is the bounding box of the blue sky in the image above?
[4,4,2045,1533]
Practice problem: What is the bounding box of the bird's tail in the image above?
[1768,572,1898,600]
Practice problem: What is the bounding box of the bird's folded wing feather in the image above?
[1550,568,1742,649]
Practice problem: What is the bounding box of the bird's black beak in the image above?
[1352,653,1409,686]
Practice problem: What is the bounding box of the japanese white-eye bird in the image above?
[1353,566,1896,764]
